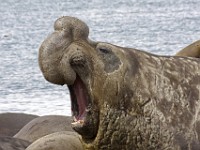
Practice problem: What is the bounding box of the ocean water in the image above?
[0,0,200,116]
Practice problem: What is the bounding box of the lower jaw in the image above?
[71,117,97,139]
[72,125,94,139]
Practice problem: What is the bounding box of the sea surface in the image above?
[0,0,200,116]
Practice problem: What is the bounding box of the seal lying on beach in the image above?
[175,40,200,58]
[0,113,38,136]
[13,115,82,150]
[0,136,30,150]
[25,131,83,150]
[39,16,200,149]
[14,115,73,143]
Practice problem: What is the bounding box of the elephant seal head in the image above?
[39,16,135,141]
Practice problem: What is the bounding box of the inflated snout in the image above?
[39,31,76,85]
[39,16,90,85]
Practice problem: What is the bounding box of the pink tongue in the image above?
[73,77,87,120]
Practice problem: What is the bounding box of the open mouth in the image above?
[68,75,90,124]
[68,75,99,139]
[68,74,98,139]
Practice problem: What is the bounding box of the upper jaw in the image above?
[68,74,90,120]
[67,73,99,139]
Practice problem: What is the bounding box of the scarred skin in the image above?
[39,16,200,150]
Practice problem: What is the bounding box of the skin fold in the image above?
[39,16,200,150]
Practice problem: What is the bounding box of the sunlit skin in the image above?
[176,40,200,58]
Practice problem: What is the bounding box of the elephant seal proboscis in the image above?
[14,115,73,143]
[25,131,83,150]
[39,16,200,149]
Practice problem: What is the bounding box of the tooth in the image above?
[73,116,77,122]
[71,122,78,125]
[79,120,84,124]
[86,108,90,112]
[71,120,84,125]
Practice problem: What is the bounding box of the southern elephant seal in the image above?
[25,131,83,150]
[175,40,200,58]
[39,16,200,149]
[14,115,73,143]
[0,136,30,150]
[0,113,38,136]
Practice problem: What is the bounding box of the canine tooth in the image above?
[71,122,78,125]
[86,108,90,112]
[79,120,84,124]
[73,117,77,122]
[71,120,84,125]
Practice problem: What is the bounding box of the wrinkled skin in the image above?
[39,16,200,150]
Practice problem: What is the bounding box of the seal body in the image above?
[176,40,200,58]
[14,115,73,143]
[25,131,83,150]
[39,16,200,150]
[0,113,38,136]
[0,136,30,150]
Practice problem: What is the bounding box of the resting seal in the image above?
[0,113,38,136]
[175,40,200,58]
[0,136,30,150]
[25,131,83,150]
[14,115,73,143]
[39,16,200,149]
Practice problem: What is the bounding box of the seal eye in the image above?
[97,45,121,73]
[98,48,110,54]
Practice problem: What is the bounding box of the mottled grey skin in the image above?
[0,136,30,150]
[14,115,73,143]
[176,40,200,58]
[39,16,200,150]
[25,131,83,150]
[0,113,38,136]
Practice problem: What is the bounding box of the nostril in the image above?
[70,55,86,66]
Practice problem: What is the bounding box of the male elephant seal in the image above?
[25,131,83,150]
[14,115,73,143]
[39,16,200,150]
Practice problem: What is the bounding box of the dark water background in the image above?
[0,0,200,115]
